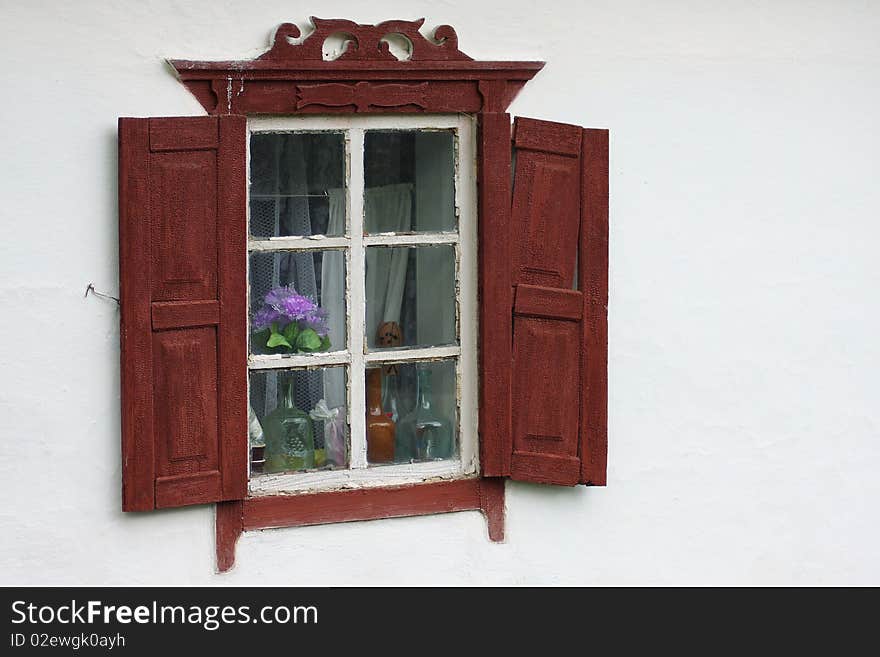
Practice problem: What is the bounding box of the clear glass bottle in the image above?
[397,365,453,461]
[382,372,401,424]
[382,372,412,462]
[248,404,266,475]
[262,379,315,473]
[383,374,416,463]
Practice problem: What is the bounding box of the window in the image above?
[117,17,608,572]
[245,115,478,494]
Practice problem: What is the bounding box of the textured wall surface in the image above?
[1,0,878,585]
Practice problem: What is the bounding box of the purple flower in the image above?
[300,307,330,337]
[264,285,298,308]
[278,293,319,320]
[252,306,284,331]
[252,285,330,339]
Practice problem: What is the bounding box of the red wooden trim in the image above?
[477,112,513,477]
[155,471,222,508]
[510,117,582,290]
[120,116,247,511]
[256,19,473,63]
[119,118,155,512]
[149,117,218,152]
[242,479,487,531]
[151,300,220,330]
[507,117,589,488]
[513,117,582,157]
[514,284,583,321]
[168,20,542,116]
[580,129,609,486]
[171,60,544,76]
[297,81,429,111]
[218,478,505,571]
[217,116,249,501]
[511,452,580,486]
[179,76,538,116]
[478,477,505,542]
[216,500,243,573]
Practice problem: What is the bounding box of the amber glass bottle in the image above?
[366,368,395,463]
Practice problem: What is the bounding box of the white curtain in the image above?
[249,138,335,439]
[322,189,347,411]
[321,183,413,407]
[364,183,413,346]
[321,184,413,455]
[279,140,322,416]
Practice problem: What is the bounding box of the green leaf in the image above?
[296,328,322,352]
[282,322,300,344]
[319,335,332,352]
[266,331,292,349]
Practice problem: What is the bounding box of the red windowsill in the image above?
[215,476,505,572]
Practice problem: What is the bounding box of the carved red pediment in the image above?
[259,18,472,62]
[168,18,543,115]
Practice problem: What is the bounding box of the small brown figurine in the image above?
[377,321,403,375]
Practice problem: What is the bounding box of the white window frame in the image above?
[246,113,479,495]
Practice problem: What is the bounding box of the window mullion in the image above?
[348,127,368,469]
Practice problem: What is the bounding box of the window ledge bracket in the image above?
[214,477,505,573]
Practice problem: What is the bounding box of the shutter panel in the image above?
[507,117,608,486]
[478,111,514,477]
[119,116,247,510]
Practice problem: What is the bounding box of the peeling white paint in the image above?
[249,351,350,370]
[250,460,475,496]
[363,233,458,246]
[249,236,350,251]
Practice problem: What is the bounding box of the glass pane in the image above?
[365,360,458,465]
[249,367,349,475]
[250,250,346,355]
[364,130,456,234]
[249,132,346,238]
[365,245,456,350]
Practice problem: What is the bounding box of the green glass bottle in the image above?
[396,365,453,461]
[262,379,315,473]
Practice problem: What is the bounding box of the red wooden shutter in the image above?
[118,116,247,511]
[505,117,608,486]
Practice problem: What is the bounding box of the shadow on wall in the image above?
[103,126,124,517]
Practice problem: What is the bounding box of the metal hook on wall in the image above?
[84,283,120,305]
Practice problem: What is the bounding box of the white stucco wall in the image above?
[1,0,878,585]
